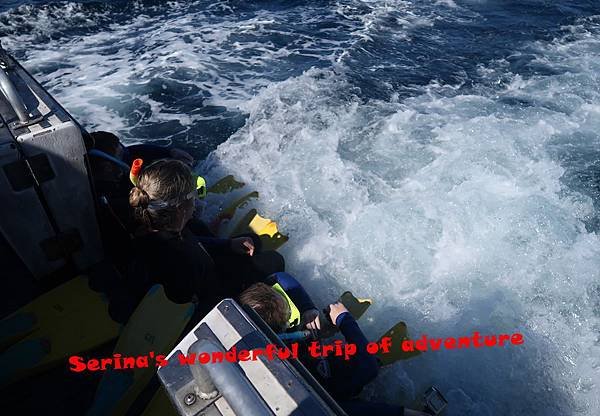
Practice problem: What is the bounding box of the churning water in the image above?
[2,1,599,415]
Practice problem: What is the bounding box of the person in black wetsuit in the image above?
[89,131,195,270]
[239,276,429,416]
[88,131,273,272]
[126,159,283,319]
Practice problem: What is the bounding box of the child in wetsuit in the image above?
[239,273,430,416]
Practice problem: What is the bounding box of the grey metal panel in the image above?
[0,49,103,276]
[159,325,222,416]
[231,326,325,415]
[170,378,221,416]
[159,299,344,416]
[213,303,308,414]
[214,397,235,416]
[188,339,274,416]
[0,69,28,123]
[10,64,69,125]
[0,124,64,276]
[17,121,103,270]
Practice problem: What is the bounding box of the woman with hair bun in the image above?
[127,159,282,316]
[129,159,198,234]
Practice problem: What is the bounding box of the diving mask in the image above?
[130,158,208,209]
[147,175,207,209]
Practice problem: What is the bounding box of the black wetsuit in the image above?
[308,314,405,415]
[127,226,284,315]
[331,313,405,416]
[93,142,285,318]
[320,313,379,398]
[129,229,220,312]
[93,143,173,271]
[279,274,406,416]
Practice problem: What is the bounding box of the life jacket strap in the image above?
[271,283,301,328]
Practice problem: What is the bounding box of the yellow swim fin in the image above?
[230,208,289,251]
[87,285,195,416]
[0,276,120,387]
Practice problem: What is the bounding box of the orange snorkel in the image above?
[130,158,143,185]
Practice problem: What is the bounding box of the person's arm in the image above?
[196,236,232,252]
[266,272,316,313]
[337,314,371,356]
[190,234,254,257]
[328,303,379,397]
[184,223,254,256]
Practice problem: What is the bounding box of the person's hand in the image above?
[169,148,194,166]
[230,237,254,256]
[328,302,349,327]
[302,309,321,330]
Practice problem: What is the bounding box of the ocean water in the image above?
[1,1,599,415]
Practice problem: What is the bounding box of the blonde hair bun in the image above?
[129,186,150,208]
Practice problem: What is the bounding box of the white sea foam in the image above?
[0,1,359,140]
[2,1,599,414]
[204,16,600,416]
[336,0,433,45]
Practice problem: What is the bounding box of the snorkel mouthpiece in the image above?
[130,158,143,185]
[196,176,207,199]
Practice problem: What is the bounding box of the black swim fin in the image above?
[376,321,421,366]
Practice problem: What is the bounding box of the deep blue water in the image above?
[1,1,599,415]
